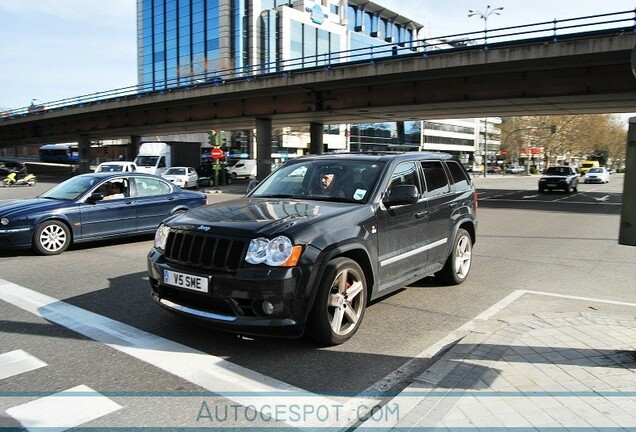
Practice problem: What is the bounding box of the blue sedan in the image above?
[0,172,207,255]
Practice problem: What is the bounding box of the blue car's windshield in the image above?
[40,175,102,200]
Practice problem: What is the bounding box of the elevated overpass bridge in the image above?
[1,10,635,174]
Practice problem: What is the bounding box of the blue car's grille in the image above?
[164,230,246,272]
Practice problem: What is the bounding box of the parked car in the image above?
[0,172,207,255]
[95,161,138,173]
[196,163,232,187]
[583,167,610,184]
[161,166,198,189]
[538,166,579,193]
[505,165,525,174]
[487,166,502,174]
[147,152,478,345]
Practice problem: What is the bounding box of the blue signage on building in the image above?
[306,4,328,25]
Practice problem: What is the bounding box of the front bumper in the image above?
[584,177,603,183]
[539,179,571,191]
[147,248,318,338]
[0,226,34,249]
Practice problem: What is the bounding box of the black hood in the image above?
[166,197,357,238]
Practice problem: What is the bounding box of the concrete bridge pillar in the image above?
[619,117,636,246]
[78,136,91,174]
[256,118,272,180]
[310,122,324,154]
[130,135,142,161]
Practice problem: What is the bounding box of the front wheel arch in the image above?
[306,257,368,345]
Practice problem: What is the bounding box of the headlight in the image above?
[245,236,302,267]
[245,237,270,264]
[0,217,8,226]
[154,224,170,250]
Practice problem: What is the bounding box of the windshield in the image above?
[165,168,185,175]
[40,175,102,200]
[588,168,603,173]
[545,167,570,175]
[135,156,159,167]
[97,164,123,172]
[250,159,385,203]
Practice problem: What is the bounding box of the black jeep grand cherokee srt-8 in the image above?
[147,152,478,345]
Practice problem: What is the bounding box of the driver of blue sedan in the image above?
[103,182,125,200]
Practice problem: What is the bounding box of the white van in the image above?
[229,159,257,180]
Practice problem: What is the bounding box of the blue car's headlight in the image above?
[154,224,170,250]
[245,236,302,267]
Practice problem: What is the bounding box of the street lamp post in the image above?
[483,118,488,177]
[468,5,504,49]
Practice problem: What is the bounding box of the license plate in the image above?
[547,184,556,188]
[163,270,209,293]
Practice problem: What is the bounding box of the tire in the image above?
[225,175,233,185]
[306,257,367,345]
[231,172,237,181]
[33,220,71,255]
[436,228,473,285]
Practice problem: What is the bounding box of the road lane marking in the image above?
[0,349,47,380]
[6,385,122,432]
[0,278,342,430]
[479,198,620,205]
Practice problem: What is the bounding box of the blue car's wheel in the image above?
[33,221,71,255]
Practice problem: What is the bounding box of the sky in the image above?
[0,0,634,113]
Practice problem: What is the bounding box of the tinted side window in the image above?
[421,161,450,197]
[135,177,172,197]
[388,161,421,195]
[446,161,471,191]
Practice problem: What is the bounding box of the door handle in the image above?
[415,211,428,219]
[448,202,458,208]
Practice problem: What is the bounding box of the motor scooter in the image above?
[2,172,37,187]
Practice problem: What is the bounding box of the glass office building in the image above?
[137,0,496,161]
[137,0,421,87]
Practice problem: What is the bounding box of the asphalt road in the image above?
[1,175,634,429]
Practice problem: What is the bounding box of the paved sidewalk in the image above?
[362,291,636,431]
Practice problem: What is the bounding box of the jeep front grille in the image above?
[164,230,246,271]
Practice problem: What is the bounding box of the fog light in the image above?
[262,301,275,315]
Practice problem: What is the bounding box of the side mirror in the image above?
[247,179,260,193]
[87,193,104,204]
[383,184,419,207]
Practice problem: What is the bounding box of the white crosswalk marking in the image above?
[6,384,122,432]
[0,278,346,430]
[0,349,47,380]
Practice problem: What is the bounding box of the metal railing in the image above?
[1,9,634,122]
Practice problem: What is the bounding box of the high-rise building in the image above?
[137,0,498,165]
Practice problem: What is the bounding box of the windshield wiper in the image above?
[255,194,302,199]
